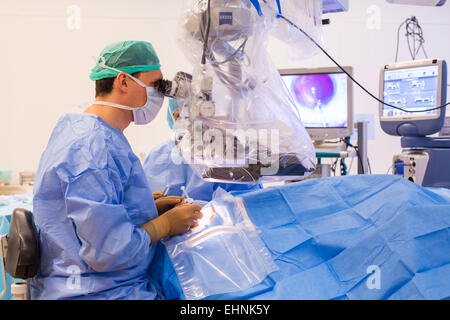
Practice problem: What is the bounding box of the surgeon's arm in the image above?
[141,204,202,244]
[64,168,158,273]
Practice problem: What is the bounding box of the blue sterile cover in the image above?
[149,175,450,300]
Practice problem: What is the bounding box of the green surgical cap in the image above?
[89,40,161,81]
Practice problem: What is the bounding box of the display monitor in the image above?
[279,66,354,141]
[379,59,447,137]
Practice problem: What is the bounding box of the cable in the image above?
[210,38,249,65]
[281,13,449,113]
[331,158,339,176]
[201,0,212,65]
[367,158,373,175]
[240,167,258,184]
[398,16,429,61]
[395,20,407,62]
[347,153,355,173]
[386,164,394,175]
[406,20,416,60]
[341,138,367,174]
[405,17,428,60]
[260,2,450,114]
[341,137,350,176]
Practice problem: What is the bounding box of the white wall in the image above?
[1,0,449,184]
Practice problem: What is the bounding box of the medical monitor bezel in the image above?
[379,59,447,137]
[279,66,354,141]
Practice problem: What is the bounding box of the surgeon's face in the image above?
[127,69,163,108]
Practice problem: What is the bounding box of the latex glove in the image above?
[142,204,203,244]
[155,196,185,215]
[152,191,164,200]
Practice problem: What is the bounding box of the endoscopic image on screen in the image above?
[282,73,349,128]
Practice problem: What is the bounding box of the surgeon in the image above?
[30,41,202,300]
[143,99,263,202]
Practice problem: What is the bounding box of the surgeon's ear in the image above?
[115,73,129,93]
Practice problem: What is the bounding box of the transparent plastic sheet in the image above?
[173,0,317,184]
[161,188,278,300]
[270,0,324,61]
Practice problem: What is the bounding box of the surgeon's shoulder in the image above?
[50,113,127,168]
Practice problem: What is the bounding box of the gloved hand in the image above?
[142,204,203,244]
[155,196,185,215]
[152,191,164,200]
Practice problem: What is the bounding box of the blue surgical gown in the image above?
[143,139,262,201]
[29,113,160,300]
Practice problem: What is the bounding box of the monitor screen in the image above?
[382,65,439,117]
[281,72,349,129]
